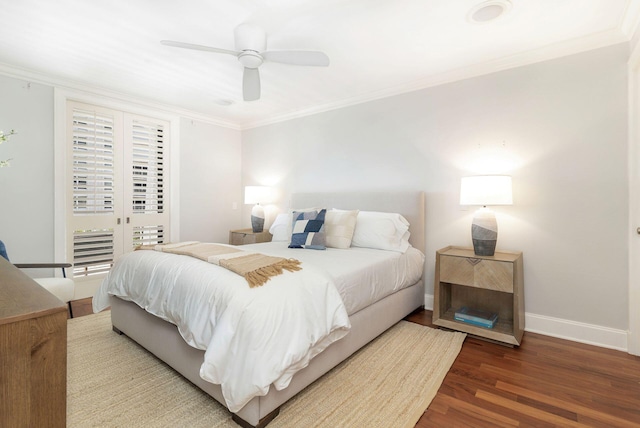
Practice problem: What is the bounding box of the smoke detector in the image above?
[468,0,513,24]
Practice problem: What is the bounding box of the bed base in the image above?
[232,409,280,428]
[109,280,423,427]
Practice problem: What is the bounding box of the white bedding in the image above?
[93,248,350,412]
[92,243,424,413]
[241,242,425,314]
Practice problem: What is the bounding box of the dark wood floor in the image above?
[72,299,640,427]
[404,311,640,427]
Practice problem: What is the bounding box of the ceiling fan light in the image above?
[238,51,263,69]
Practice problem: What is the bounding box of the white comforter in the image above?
[93,248,351,412]
[242,242,426,315]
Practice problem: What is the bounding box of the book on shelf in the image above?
[454,306,498,329]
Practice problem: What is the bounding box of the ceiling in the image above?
[1,0,638,129]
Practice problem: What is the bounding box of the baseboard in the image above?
[525,313,628,352]
[424,293,628,352]
[424,294,434,311]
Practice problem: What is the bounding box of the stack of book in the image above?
[454,306,498,329]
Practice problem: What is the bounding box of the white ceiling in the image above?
[1,0,639,129]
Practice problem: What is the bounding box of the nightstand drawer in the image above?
[440,255,513,292]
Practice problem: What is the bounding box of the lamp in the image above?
[460,175,513,256]
[244,186,273,233]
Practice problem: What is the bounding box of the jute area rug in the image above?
[68,311,465,427]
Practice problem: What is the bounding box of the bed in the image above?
[94,191,426,427]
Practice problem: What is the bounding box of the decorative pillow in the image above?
[351,211,411,253]
[285,207,319,237]
[269,213,290,242]
[288,209,327,250]
[325,209,359,249]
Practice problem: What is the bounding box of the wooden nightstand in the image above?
[229,228,272,245]
[432,246,524,346]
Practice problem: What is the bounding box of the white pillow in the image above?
[325,209,359,249]
[351,211,411,253]
[269,213,290,242]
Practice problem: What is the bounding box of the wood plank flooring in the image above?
[405,311,640,427]
[72,299,640,427]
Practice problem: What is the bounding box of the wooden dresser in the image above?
[0,257,67,427]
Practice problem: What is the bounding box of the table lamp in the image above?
[244,186,273,233]
[460,175,513,256]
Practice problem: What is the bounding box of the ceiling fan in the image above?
[161,24,330,102]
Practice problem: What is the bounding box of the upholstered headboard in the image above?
[290,192,426,253]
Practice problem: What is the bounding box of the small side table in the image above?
[229,228,272,245]
[432,246,524,346]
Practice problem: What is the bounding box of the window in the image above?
[66,101,170,283]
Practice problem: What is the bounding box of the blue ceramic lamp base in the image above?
[471,207,497,256]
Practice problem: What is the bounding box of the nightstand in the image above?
[229,228,272,245]
[432,246,524,346]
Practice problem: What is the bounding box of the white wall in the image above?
[179,118,243,243]
[0,76,54,264]
[242,43,630,336]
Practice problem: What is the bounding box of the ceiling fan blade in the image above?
[243,67,261,101]
[262,50,330,67]
[160,40,238,57]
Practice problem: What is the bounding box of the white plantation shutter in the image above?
[72,110,115,214]
[69,106,120,279]
[124,115,170,251]
[131,120,165,215]
[66,102,170,287]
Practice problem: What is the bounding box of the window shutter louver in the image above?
[73,229,114,277]
[72,110,115,215]
[132,225,165,248]
[131,120,165,215]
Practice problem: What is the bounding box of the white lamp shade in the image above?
[460,175,513,206]
[244,186,273,205]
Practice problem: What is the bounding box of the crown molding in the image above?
[240,28,628,130]
[621,0,640,39]
[0,62,241,131]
